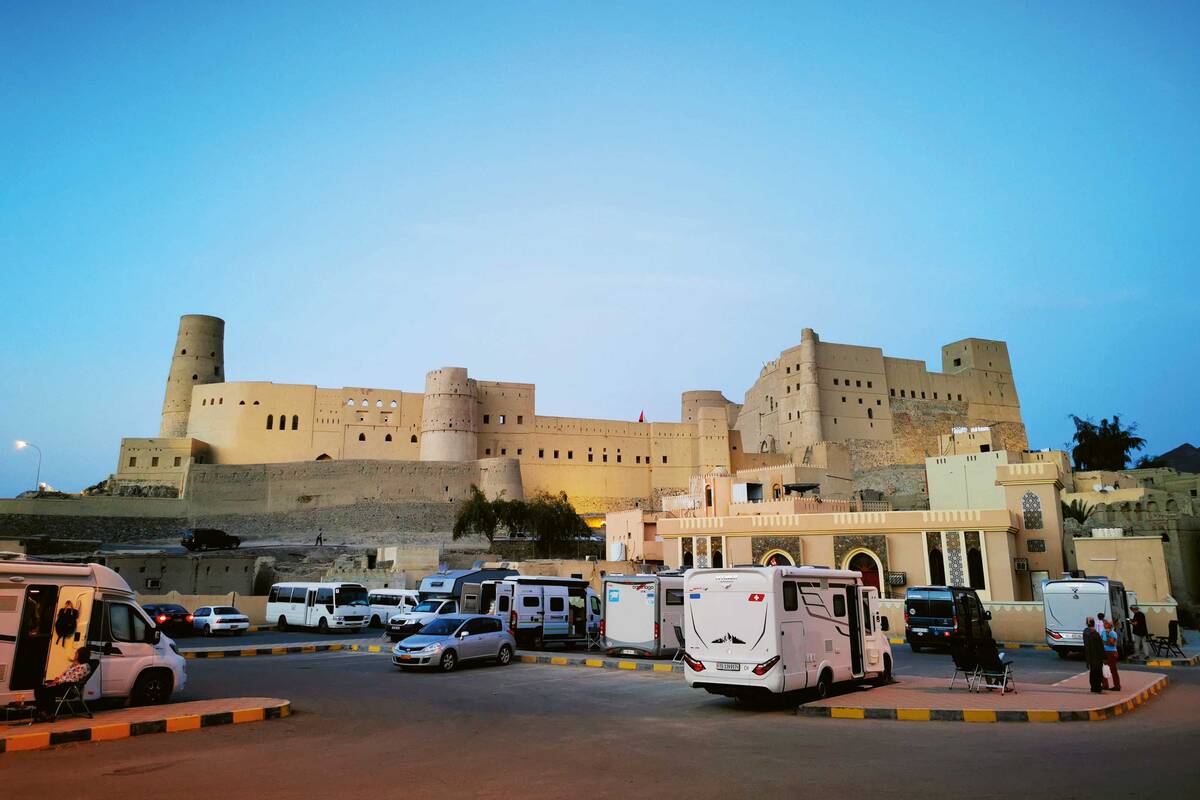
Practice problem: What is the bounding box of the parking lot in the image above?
[6,636,1199,799]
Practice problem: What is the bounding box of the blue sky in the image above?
[1,2,1197,496]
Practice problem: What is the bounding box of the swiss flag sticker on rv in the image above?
[748,594,765,602]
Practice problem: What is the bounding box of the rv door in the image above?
[543,587,570,638]
[845,586,864,677]
[460,583,482,614]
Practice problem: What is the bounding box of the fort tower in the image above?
[160,314,225,438]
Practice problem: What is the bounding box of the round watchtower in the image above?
[419,367,479,462]
[160,314,225,438]
[795,327,823,448]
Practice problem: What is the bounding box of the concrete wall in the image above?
[136,591,269,624]
[105,554,272,595]
[879,599,1179,642]
[1073,536,1173,603]
[927,451,1012,510]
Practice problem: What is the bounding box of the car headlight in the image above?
[420,643,442,653]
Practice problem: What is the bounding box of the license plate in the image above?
[399,654,412,660]
[911,628,928,634]
[716,662,740,672]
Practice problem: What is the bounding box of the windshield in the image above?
[419,618,463,636]
[335,587,369,607]
[412,601,442,613]
[905,591,953,618]
[214,607,240,615]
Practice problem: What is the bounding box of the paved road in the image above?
[179,627,384,648]
[6,645,1198,799]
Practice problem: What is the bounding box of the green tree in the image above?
[1068,415,1146,471]
[1061,498,1095,525]
[525,491,589,558]
[452,485,499,546]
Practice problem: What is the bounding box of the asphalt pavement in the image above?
[5,642,1198,799]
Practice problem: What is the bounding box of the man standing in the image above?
[1083,616,1105,694]
[1130,605,1149,658]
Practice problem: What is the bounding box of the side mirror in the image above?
[457,630,470,639]
[880,617,890,632]
[150,630,161,645]
[984,610,993,620]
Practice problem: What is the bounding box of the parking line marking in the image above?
[895,708,930,721]
[963,710,997,723]
[166,715,202,732]
[90,723,131,741]
[830,707,865,719]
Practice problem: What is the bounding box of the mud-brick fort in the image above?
[108,314,1027,515]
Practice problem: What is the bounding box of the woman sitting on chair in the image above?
[35,646,92,722]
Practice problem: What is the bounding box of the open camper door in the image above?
[45,586,97,694]
[493,582,515,629]
[844,586,864,677]
[543,586,570,638]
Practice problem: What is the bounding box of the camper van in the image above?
[267,582,370,632]
[490,576,601,648]
[367,589,420,628]
[1,560,188,707]
[417,567,519,613]
[682,566,892,701]
[1043,576,1132,658]
[602,573,685,658]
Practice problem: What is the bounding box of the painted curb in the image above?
[796,675,1168,723]
[0,700,291,754]
[1127,654,1198,668]
[184,643,349,659]
[518,654,682,673]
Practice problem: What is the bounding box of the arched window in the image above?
[928,547,946,585]
[266,415,273,430]
[967,548,986,590]
[705,486,714,508]
[315,453,332,461]
[192,374,198,381]
[762,550,794,567]
[292,415,299,430]
[361,399,368,407]
[410,434,418,443]
[772,484,782,500]
[867,407,873,419]
[239,400,246,405]
[346,398,354,406]
[376,400,383,408]
[682,551,694,568]
[181,348,187,355]
[712,550,723,568]
[385,434,393,442]
[1021,491,1043,529]
[390,400,397,408]
[358,433,366,442]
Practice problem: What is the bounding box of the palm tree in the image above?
[1068,415,1146,470]
[1061,498,1095,525]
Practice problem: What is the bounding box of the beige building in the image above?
[114,315,1029,516]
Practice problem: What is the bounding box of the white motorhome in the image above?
[1,560,188,707]
[602,573,685,658]
[1043,575,1132,658]
[489,576,601,648]
[683,566,892,701]
[267,582,370,632]
[367,589,420,628]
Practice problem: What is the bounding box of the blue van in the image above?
[904,585,992,652]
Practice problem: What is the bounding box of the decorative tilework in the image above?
[1022,491,1043,530]
[945,531,964,585]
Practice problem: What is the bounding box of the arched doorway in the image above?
[315,453,332,461]
[928,548,946,585]
[682,551,694,568]
[847,550,882,593]
[761,550,794,567]
[967,548,986,590]
[712,550,723,568]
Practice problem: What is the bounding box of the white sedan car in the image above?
[192,605,251,636]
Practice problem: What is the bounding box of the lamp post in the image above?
[15,440,42,493]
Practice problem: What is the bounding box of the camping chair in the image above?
[948,641,979,691]
[1148,620,1185,659]
[586,624,604,652]
[672,625,686,665]
[972,643,1015,695]
[52,659,98,722]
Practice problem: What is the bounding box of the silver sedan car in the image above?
[391,614,515,672]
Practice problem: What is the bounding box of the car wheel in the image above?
[277,616,289,632]
[203,624,212,636]
[497,644,513,666]
[439,650,457,672]
[872,655,893,686]
[814,670,833,700]
[318,618,329,634]
[131,670,173,706]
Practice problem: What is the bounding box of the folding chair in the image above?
[52,660,98,722]
[972,643,1015,695]
[1148,620,1185,659]
[672,625,686,665]
[586,625,604,652]
[948,641,979,691]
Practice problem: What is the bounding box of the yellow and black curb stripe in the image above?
[184,643,348,659]
[518,653,682,673]
[0,701,291,754]
[1129,654,1198,668]
[796,676,1168,723]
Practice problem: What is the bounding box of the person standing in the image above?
[1129,605,1150,658]
[1083,616,1104,694]
[1103,619,1122,691]
[1094,612,1106,634]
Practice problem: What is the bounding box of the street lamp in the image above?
[15,440,42,493]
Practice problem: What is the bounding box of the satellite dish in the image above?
[1093,484,1103,492]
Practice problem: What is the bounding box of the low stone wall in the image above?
[136,591,270,624]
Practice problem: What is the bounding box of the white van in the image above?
[1043,576,1132,658]
[267,582,370,633]
[1,560,188,707]
[367,589,419,628]
[490,576,601,649]
[683,566,892,701]
[603,573,685,658]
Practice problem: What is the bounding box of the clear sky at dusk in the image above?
[1,2,1197,496]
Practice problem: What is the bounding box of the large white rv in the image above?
[602,573,685,658]
[1043,576,1132,658]
[267,582,370,632]
[489,576,601,648]
[682,566,892,701]
[1,560,188,707]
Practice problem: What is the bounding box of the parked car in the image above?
[386,598,458,641]
[192,606,251,636]
[180,528,241,551]
[142,603,194,637]
[391,614,515,672]
[903,585,992,652]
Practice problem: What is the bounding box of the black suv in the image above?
[904,585,992,652]
[180,528,241,551]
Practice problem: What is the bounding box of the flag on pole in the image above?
[638,410,645,423]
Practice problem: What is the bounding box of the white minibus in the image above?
[367,589,420,628]
[267,581,370,632]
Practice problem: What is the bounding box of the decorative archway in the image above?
[843,548,883,593]
[315,453,332,461]
[928,547,946,585]
[761,549,794,567]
